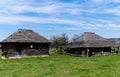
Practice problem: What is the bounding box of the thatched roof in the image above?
[62,32,114,48]
[1,29,50,43]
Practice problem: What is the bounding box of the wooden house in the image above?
[61,32,114,57]
[1,29,50,57]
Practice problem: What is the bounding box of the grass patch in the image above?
[0,53,120,77]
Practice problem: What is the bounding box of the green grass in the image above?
[0,53,120,77]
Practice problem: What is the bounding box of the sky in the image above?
[0,0,120,41]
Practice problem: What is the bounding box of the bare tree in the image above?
[71,34,79,42]
[50,33,69,48]
[71,33,82,42]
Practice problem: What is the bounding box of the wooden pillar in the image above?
[110,47,112,55]
[118,47,119,54]
[1,44,4,57]
[116,47,119,54]
[48,44,50,55]
[1,43,6,53]
[1,44,3,52]
[101,49,104,56]
[87,48,89,57]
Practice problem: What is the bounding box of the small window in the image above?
[30,45,33,48]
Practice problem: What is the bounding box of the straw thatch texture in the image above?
[1,29,50,43]
[63,32,113,48]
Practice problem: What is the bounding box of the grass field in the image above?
[0,53,120,77]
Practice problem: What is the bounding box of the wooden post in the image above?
[87,48,89,57]
[1,44,4,56]
[101,49,104,56]
[1,44,3,52]
[118,47,119,54]
[116,47,119,54]
[110,47,112,55]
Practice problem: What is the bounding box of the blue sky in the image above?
[0,0,120,41]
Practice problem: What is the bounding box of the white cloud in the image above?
[111,0,120,2]
[91,0,105,3]
[0,0,97,16]
[48,25,82,31]
[107,23,120,28]
[0,0,120,30]
[0,14,106,30]
[103,6,120,16]
[91,0,120,4]
[0,15,84,26]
